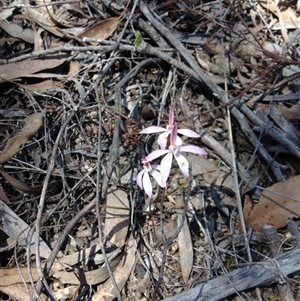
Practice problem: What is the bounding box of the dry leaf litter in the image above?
[0,0,300,301]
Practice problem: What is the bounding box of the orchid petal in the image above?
[170,123,178,145]
[174,154,190,178]
[141,157,148,164]
[145,149,169,162]
[152,169,165,188]
[140,126,166,134]
[160,152,173,184]
[180,145,207,155]
[143,170,152,197]
[174,135,183,147]
[177,128,200,138]
[157,131,169,149]
[169,104,175,125]
[136,169,145,190]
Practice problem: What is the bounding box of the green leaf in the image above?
[134,31,142,49]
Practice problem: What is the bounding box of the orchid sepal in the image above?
[177,128,201,138]
[139,126,166,134]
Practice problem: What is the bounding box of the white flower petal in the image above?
[174,135,183,147]
[180,145,207,155]
[160,152,173,184]
[140,126,166,134]
[158,131,169,150]
[177,128,200,138]
[146,149,169,162]
[174,154,189,178]
[143,170,152,197]
[136,169,145,190]
[152,169,165,188]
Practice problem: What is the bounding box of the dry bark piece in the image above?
[160,246,300,301]
[262,225,295,301]
[244,175,300,232]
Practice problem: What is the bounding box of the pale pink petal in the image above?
[143,170,152,197]
[174,154,189,177]
[145,149,169,162]
[157,131,169,149]
[136,169,145,190]
[177,128,200,138]
[152,169,165,188]
[140,126,166,134]
[174,135,183,147]
[141,157,148,164]
[160,152,173,184]
[169,104,175,125]
[170,123,178,145]
[180,145,207,155]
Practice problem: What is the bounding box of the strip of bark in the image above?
[160,246,300,301]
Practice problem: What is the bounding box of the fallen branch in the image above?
[161,246,300,301]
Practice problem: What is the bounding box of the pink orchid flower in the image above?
[144,123,207,184]
[136,157,165,197]
[140,104,201,149]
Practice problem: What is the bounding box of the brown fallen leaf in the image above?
[256,103,300,122]
[0,185,10,204]
[0,136,26,164]
[78,0,129,45]
[0,266,39,286]
[0,20,34,44]
[0,169,42,194]
[0,199,52,258]
[92,237,136,301]
[78,17,120,45]
[0,112,42,164]
[260,0,300,26]
[244,175,300,232]
[15,80,61,91]
[53,248,122,285]
[68,60,81,76]
[0,169,58,195]
[0,55,69,83]
[21,0,65,37]
[0,283,48,301]
[20,112,43,135]
[175,195,193,286]
[104,187,130,247]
